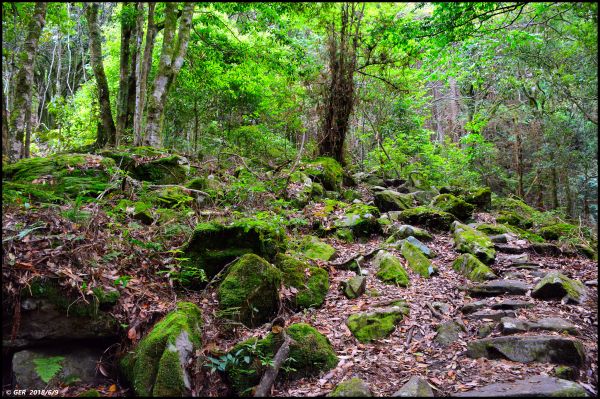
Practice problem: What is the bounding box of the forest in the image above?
[2,2,598,397]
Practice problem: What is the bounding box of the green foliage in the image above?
[33,356,64,383]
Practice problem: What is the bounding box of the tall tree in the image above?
[144,2,195,147]
[116,2,134,142]
[133,2,156,146]
[9,2,47,160]
[85,2,116,147]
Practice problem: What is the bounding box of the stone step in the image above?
[452,375,588,397]
[500,317,578,335]
[466,310,516,321]
[461,299,534,314]
[465,279,531,297]
[466,335,585,366]
[494,244,529,254]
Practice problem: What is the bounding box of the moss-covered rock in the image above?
[475,223,545,243]
[217,254,282,327]
[151,186,194,209]
[554,365,578,381]
[182,217,287,282]
[341,275,367,299]
[496,211,534,229]
[434,320,466,346]
[287,172,315,208]
[275,254,329,309]
[374,190,414,212]
[451,221,496,264]
[329,377,373,397]
[373,250,410,286]
[226,323,338,395]
[120,302,202,397]
[393,376,435,397]
[346,302,409,342]
[441,186,492,210]
[300,235,336,261]
[342,189,362,202]
[531,272,588,304]
[452,254,497,282]
[398,206,456,231]
[386,224,433,242]
[334,203,381,237]
[430,194,475,221]
[304,157,344,191]
[401,241,436,277]
[538,223,579,241]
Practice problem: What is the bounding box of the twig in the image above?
[426,302,443,320]
[254,331,293,397]
[405,325,415,347]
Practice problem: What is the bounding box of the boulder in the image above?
[401,241,437,278]
[398,206,456,231]
[461,300,487,314]
[329,377,373,397]
[467,310,516,321]
[531,272,587,304]
[341,276,367,299]
[477,323,495,338]
[451,221,496,264]
[334,203,381,237]
[303,157,344,191]
[434,320,466,346]
[431,302,451,315]
[554,365,579,381]
[430,194,475,221]
[410,190,438,206]
[440,186,492,210]
[301,235,337,261]
[218,254,282,327]
[490,300,534,310]
[374,190,414,212]
[373,251,410,286]
[538,223,578,240]
[466,280,530,297]
[385,225,433,242]
[452,375,588,397]
[287,172,315,207]
[466,335,585,366]
[227,323,338,395]
[275,254,329,310]
[531,242,562,256]
[500,317,578,335]
[346,302,409,342]
[392,376,434,397]
[120,302,202,397]
[404,236,435,258]
[452,254,497,282]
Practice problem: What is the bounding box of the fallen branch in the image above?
[426,302,443,320]
[254,331,292,397]
[331,246,381,269]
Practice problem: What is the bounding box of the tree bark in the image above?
[254,332,292,397]
[85,2,117,148]
[144,2,195,147]
[9,2,47,160]
[564,170,573,219]
[116,2,134,143]
[2,83,9,158]
[134,2,156,146]
[550,166,559,210]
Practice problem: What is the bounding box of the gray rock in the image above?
[371,185,387,192]
[477,323,495,338]
[386,224,433,241]
[494,243,529,254]
[405,236,435,258]
[490,300,534,310]
[12,345,109,389]
[431,302,451,315]
[499,317,532,334]
[341,276,367,299]
[531,242,562,256]
[531,272,588,304]
[506,253,529,264]
[466,279,530,297]
[467,310,516,321]
[489,234,509,243]
[584,279,597,286]
[393,376,434,397]
[434,320,466,346]
[536,317,578,335]
[452,375,588,397]
[328,377,373,397]
[461,300,487,314]
[467,335,585,366]
[374,190,415,212]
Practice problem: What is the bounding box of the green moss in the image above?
[476,223,544,243]
[152,186,194,209]
[77,389,101,397]
[120,302,202,397]
[300,236,336,261]
[386,225,433,243]
[329,377,372,397]
[304,157,344,191]
[334,203,381,237]
[554,365,578,381]
[92,287,120,307]
[218,254,282,327]
[398,206,456,231]
[335,228,354,242]
[430,194,475,221]
[401,241,436,277]
[373,251,410,286]
[185,176,208,190]
[531,272,587,304]
[452,222,496,264]
[346,305,409,342]
[227,323,338,395]
[538,223,578,240]
[452,254,497,282]
[342,189,362,202]
[496,211,534,229]
[275,254,329,309]
[374,190,414,212]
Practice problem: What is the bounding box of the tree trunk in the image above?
[550,166,559,210]
[514,124,524,198]
[134,2,156,146]
[564,170,573,219]
[2,84,9,158]
[318,3,364,165]
[116,2,134,143]
[9,2,47,160]
[85,2,117,148]
[145,2,195,147]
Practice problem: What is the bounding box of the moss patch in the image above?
[346,303,409,342]
[303,157,344,191]
[120,302,202,397]
[452,254,497,282]
[300,236,336,261]
[452,222,496,264]
[374,190,414,212]
[275,254,329,310]
[430,194,475,221]
[538,223,578,241]
[401,241,436,277]
[334,203,381,237]
[373,251,410,286]
[329,377,372,397]
[398,206,456,231]
[531,272,587,304]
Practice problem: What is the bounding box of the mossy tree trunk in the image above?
[9,2,47,160]
[85,2,117,148]
[116,2,134,143]
[133,2,156,146]
[144,2,195,148]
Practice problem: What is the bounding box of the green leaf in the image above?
[33,356,65,383]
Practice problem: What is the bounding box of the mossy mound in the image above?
[374,190,414,212]
[401,240,437,277]
[275,254,329,309]
[452,254,497,282]
[386,224,433,243]
[538,223,579,241]
[398,206,456,231]
[440,186,492,210]
[476,223,545,243]
[182,217,287,283]
[496,210,534,229]
[3,154,115,203]
[346,303,409,342]
[373,250,410,286]
[120,302,202,397]
[300,235,336,261]
[98,146,190,184]
[451,221,496,264]
[226,323,338,395]
[430,194,475,221]
[303,157,344,191]
[150,186,194,209]
[328,377,372,397]
[217,254,282,327]
[531,272,588,304]
[334,203,381,237]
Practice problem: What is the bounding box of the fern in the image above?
[33,356,64,383]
